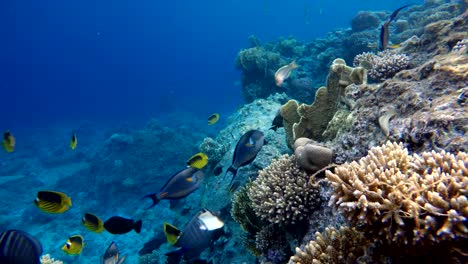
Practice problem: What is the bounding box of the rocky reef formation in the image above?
[227,4,467,264]
[235,1,464,103]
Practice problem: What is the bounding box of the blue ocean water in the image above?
[0,0,435,263]
[1,0,410,128]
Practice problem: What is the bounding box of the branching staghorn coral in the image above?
[353,50,409,81]
[326,141,468,246]
[248,155,321,225]
[289,226,367,264]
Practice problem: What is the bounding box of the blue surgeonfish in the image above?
[144,167,204,208]
[0,229,43,264]
[379,4,413,50]
[164,209,224,264]
[225,130,265,187]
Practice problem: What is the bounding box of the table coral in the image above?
[326,141,468,246]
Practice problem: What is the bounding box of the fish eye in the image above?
[66,243,71,249]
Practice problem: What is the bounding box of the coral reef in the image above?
[281,59,366,146]
[293,138,333,172]
[40,254,64,264]
[326,141,468,246]
[353,50,410,81]
[289,226,367,264]
[351,11,381,32]
[247,155,320,225]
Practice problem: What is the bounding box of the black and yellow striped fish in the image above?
[70,132,77,150]
[207,113,220,125]
[34,190,72,214]
[186,152,208,169]
[0,229,43,264]
[82,213,104,233]
[2,130,15,153]
[62,235,84,255]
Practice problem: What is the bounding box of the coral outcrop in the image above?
[293,138,333,172]
[289,226,367,264]
[353,50,410,81]
[326,141,468,246]
[280,59,366,147]
[247,155,320,225]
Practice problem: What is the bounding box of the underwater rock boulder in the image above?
[351,11,381,32]
[293,138,333,172]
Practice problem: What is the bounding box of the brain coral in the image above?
[247,155,320,225]
[326,141,468,246]
[289,226,367,264]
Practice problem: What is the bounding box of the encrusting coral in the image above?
[289,226,367,264]
[247,155,320,225]
[326,141,468,246]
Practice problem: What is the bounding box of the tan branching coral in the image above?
[248,155,320,225]
[40,254,64,264]
[289,226,367,264]
[326,141,468,245]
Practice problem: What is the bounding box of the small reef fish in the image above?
[62,235,84,255]
[379,4,413,50]
[225,130,265,186]
[101,241,126,264]
[0,229,43,264]
[207,113,220,125]
[34,190,72,214]
[270,110,284,131]
[213,165,223,176]
[144,167,204,208]
[2,130,15,153]
[164,209,224,264]
[70,132,77,150]
[104,216,142,234]
[186,152,209,169]
[274,61,299,87]
[82,212,104,233]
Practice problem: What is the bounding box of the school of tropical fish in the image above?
[0,4,445,262]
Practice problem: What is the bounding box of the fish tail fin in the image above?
[165,249,184,264]
[143,193,160,209]
[225,166,238,183]
[290,60,299,69]
[134,220,142,233]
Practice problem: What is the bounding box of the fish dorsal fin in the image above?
[163,222,181,245]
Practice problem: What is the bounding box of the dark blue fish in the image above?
[164,210,224,264]
[104,216,142,234]
[0,229,43,264]
[379,4,414,50]
[144,167,204,209]
[225,130,265,186]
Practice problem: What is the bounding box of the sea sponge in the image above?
[353,50,410,81]
[326,141,468,246]
[247,155,320,225]
[289,226,367,264]
[293,138,333,172]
